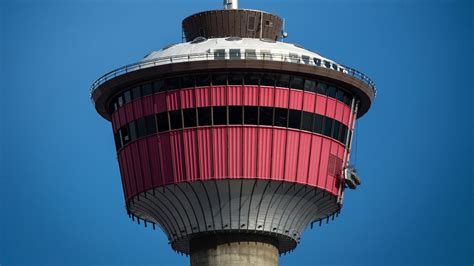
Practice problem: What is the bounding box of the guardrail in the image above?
[90,51,376,101]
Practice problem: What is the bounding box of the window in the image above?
[212,73,227,86]
[304,79,317,93]
[183,109,197,128]
[301,112,313,131]
[181,76,195,89]
[197,107,212,126]
[124,91,132,104]
[142,83,153,96]
[120,126,130,145]
[261,50,272,60]
[136,118,146,138]
[129,121,137,141]
[156,113,169,132]
[230,49,241,59]
[332,63,338,71]
[274,108,288,127]
[131,86,141,100]
[288,110,301,129]
[314,58,321,66]
[261,73,275,87]
[244,106,258,125]
[323,117,333,137]
[317,82,327,95]
[228,73,243,85]
[323,60,331,68]
[259,107,273,126]
[291,76,304,90]
[169,110,182,130]
[245,49,257,60]
[276,74,290,88]
[289,53,299,63]
[145,115,157,134]
[163,77,180,91]
[213,106,227,125]
[302,55,310,64]
[196,74,211,87]
[229,106,243,124]
[214,49,226,60]
[332,120,340,140]
[344,93,352,106]
[153,80,165,93]
[244,73,260,85]
[327,86,337,98]
[336,89,345,102]
[340,126,348,144]
[312,114,323,134]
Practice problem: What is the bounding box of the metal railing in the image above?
[90,51,376,100]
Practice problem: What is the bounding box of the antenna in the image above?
[223,0,238,9]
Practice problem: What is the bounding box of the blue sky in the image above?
[1,0,472,265]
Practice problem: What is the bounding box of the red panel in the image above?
[211,86,227,106]
[271,129,286,180]
[133,100,143,119]
[212,127,227,178]
[228,127,243,178]
[166,90,181,111]
[138,139,153,190]
[318,138,331,190]
[302,93,316,113]
[118,107,126,128]
[326,98,337,118]
[334,101,344,124]
[288,90,303,110]
[146,136,163,187]
[284,130,299,182]
[257,128,272,178]
[195,87,211,107]
[158,133,174,185]
[180,89,195,109]
[243,86,259,106]
[307,135,322,186]
[130,142,145,194]
[259,86,274,107]
[170,131,184,183]
[153,93,167,113]
[142,95,154,116]
[197,128,213,179]
[183,129,199,181]
[125,103,134,122]
[342,105,351,126]
[315,95,327,116]
[243,127,257,177]
[296,132,311,184]
[118,151,130,198]
[124,146,137,197]
[112,112,119,133]
[227,86,243,106]
[274,88,289,108]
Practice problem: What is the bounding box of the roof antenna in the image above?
[223,0,238,10]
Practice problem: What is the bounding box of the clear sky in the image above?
[1,0,472,265]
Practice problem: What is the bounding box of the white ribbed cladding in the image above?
[129,179,339,254]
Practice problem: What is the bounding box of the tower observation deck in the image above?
[91,1,375,265]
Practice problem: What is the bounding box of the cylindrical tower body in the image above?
[91,4,375,264]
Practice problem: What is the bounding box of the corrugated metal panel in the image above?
[166,91,181,111]
[212,127,227,178]
[302,93,316,113]
[271,129,286,180]
[170,131,185,183]
[318,138,331,190]
[307,135,322,187]
[158,133,174,185]
[274,88,289,108]
[180,89,195,109]
[211,86,227,106]
[124,146,137,198]
[243,86,259,106]
[296,132,311,184]
[138,138,153,190]
[197,128,213,179]
[118,151,131,198]
[284,130,299,182]
[125,103,134,122]
[130,142,145,194]
[183,129,199,181]
[342,104,351,126]
[257,128,272,178]
[288,90,303,110]
[228,127,243,178]
[142,95,154,116]
[195,87,211,107]
[326,98,337,118]
[259,87,274,107]
[133,100,143,119]
[111,112,119,133]
[315,95,327,116]
[146,136,163,187]
[118,107,126,128]
[227,86,243,106]
[334,101,345,125]
[243,127,257,177]
[153,93,167,113]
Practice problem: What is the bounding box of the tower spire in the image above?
[223,0,238,9]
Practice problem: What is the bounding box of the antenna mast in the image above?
[224,0,238,9]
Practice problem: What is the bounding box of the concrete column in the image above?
[190,234,279,266]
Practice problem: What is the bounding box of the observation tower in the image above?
[91,0,375,265]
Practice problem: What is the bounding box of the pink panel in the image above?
[158,133,174,185]
[180,89,195,109]
[142,96,154,116]
[337,144,345,159]
[112,112,119,132]
[330,142,339,155]
[130,142,145,194]
[153,94,167,113]
[288,90,303,110]
[274,88,289,108]
[326,98,336,118]
[133,100,143,119]
[138,139,152,190]
[334,102,344,124]
[125,104,134,123]
[228,127,243,178]
[124,146,137,197]
[259,87,274,107]
[284,131,299,182]
[243,127,257,177]
[146,136,163,187]
[302,93,316,113]
[170,131,184,183]
[195,87,211,107]
[183,129,199,181]
[317,139,331,190]
[243,86,259,106]
[197,128,213,180]
[257,128,272,178]
[118,107,126,128]
[342,105,351,126]
[315,95,327,116]
[166,90,181,111]
[227,86,243,106]
[271,129,286,180]
[118,151,130,198]
[296,132,311,184]
[307,136,322,187]
[211,86,227,106]
[212,127,227,178]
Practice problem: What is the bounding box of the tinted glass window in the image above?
[324,60,331,68]
[312,114,323,134]
[291,77,304,90]
[142,83,153,96]
[230,49,241,59]
[304,79,317,92]
[120,126,130,145]
[344,93,352,106]
[213,106,227,125]
[276,74,290,88]
[169,110,182,130]
[157,113,169,132]
[261,73,275,87]
[183,109,197,128]
[340,126,348,144]
[124,91,132,104]
[212,74,227,85]
[245,49,257,59]
[129,121,137,141]
[244,106,258,125]
[136,118,146,138]
[262,51,272,60]
[288,110,301,129]
[274,108,288,127]
[244,73,260,85]
[302,55,310,64]
[164,78,180,91]
[259,107,273,126]
[289,53,299,63]
[228,73,243,85]
[301,112,313,131]
[145,115,157,134]
[214,49,225,60]
[317,82,327,95]
[332,120,340,140]
[336,89,345,102]
[314,58,321,66]
[153,80,165,93]
[323,117,333,137]
[181,76,195,89]
[327,86,337,98]
[131,86,141,100]
[196,74,211,87]
[229,106,243,124]
[197,107,212,126]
